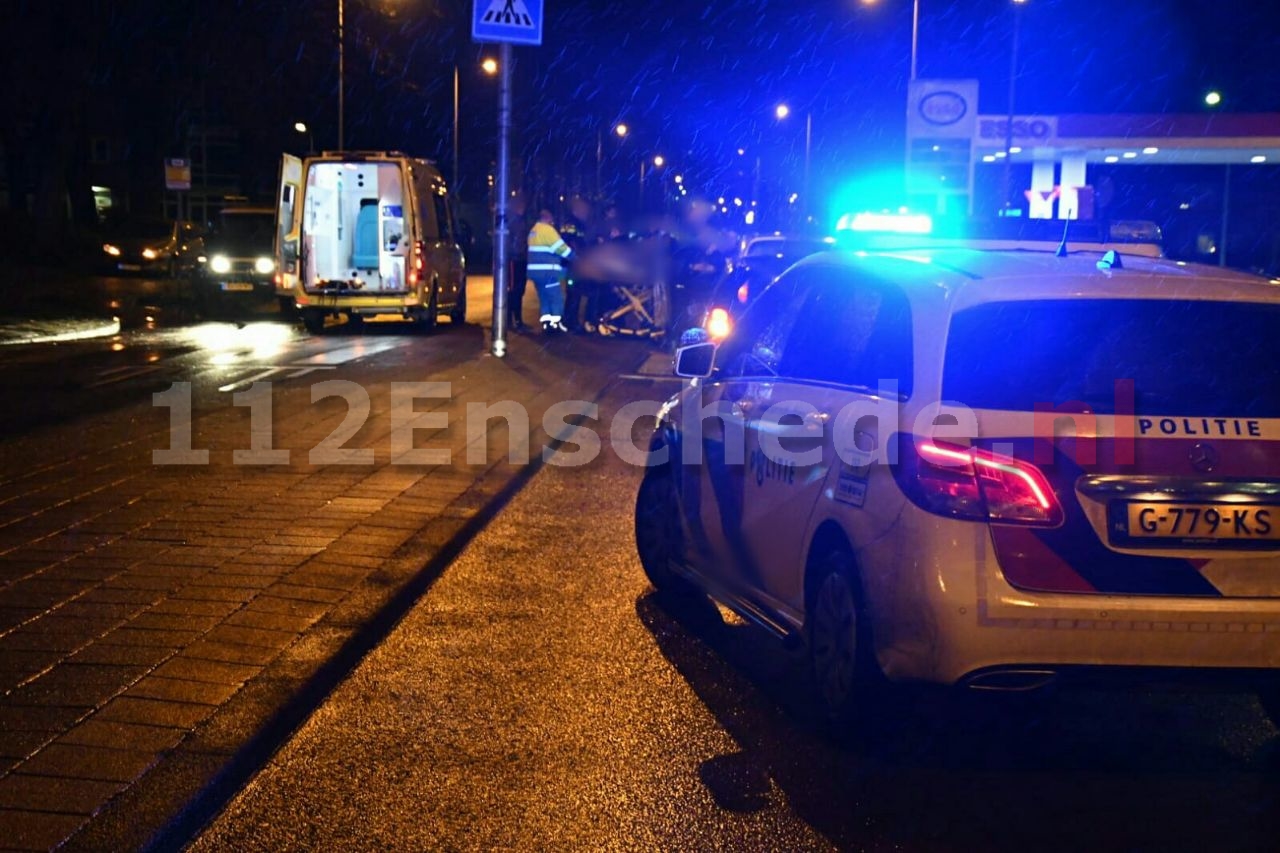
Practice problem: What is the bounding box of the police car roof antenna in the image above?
[1054,219,1070,258]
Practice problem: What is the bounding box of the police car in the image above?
[635,247,1280,726]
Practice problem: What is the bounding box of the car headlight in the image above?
[255,257,275,274]
[141,248,159,260]
[103,243,121,257]
[209,255,232,274]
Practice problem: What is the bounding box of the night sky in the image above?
[4,0,1277,210]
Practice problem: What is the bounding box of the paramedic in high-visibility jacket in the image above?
[526,209,573,333]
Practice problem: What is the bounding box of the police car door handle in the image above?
[804,411,831,427]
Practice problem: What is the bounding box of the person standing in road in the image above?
[506,193,530,331]
[560,196,601,333]
[527,209,573,333]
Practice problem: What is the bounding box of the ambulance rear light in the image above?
[896,436,1064,527]
[409,240,425,286]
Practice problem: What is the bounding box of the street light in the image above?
[294,121,314,153]
[452,59,500,195]
[638,154,666,211]
[596,123,631,199]
[775,104,813,223]
[1205,90,1223,107]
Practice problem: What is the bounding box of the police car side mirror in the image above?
[674,341,717,378]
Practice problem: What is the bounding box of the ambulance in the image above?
[274,152,466,333]
[638,246,1280,728]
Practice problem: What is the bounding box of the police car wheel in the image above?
[634,466,694,597]
[808,551,882,726]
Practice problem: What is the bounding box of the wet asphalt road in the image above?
[0,277,495,436]
[190,382,1280,853]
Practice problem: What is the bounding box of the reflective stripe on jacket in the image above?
[527,221,572,271]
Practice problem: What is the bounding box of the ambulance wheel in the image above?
[1257,686,1280,730]
[415,285,439,331]
[806,546,886,729]
[345,311,364,327]
[449,280,467,324]
[301,309,327,335]
[634,464,695,598]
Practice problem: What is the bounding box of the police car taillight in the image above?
[898,437,1063,526]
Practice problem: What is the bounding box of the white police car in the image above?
[635,247,1280,725]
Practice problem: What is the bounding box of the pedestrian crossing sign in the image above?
[472,0,543,46]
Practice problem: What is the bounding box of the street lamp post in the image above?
[775,103,813,224]
[863,0,922,81]
[597,123,627,201]
[451,59,499,196]
[452,66,460,191]
[639,153,663,212]
[910,0,920,81]
[338,0,344,150]
[1002,0,1027,211]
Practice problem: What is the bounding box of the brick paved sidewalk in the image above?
[0,332,649,850]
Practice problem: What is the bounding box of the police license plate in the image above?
[1125,502,1279,542]
[221,282,254,292]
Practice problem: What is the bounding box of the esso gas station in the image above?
[902,79,1280,270]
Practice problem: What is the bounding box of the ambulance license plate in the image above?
[1116,502,1280,547]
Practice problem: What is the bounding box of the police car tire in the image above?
[807,549,884,727]
[634,465,694,597]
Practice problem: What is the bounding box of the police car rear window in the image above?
[942,299,1280,416]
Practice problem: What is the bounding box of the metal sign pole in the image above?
[491,41,513,358]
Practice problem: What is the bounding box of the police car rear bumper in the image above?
[865,511,1280,687]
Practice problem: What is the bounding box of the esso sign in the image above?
[919,91,968,126]
[979,117,1055,142]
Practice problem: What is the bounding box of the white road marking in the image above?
[84,365,167,389]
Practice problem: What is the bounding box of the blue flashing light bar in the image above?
[836,211,934,235]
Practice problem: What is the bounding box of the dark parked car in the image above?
[100,219,204,277]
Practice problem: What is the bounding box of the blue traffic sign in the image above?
[472,0,544,46]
